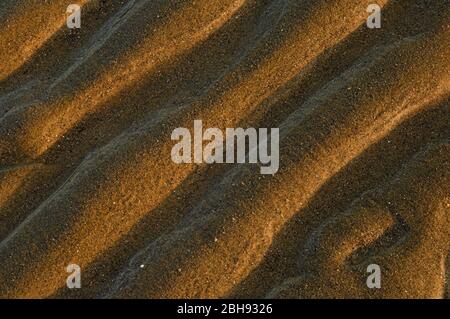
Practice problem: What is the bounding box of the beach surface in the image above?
[0,0,449,298]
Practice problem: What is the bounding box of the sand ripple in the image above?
[0,0,448,298]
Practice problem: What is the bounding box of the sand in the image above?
[0,0,449,298]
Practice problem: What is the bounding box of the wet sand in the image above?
[0,0,449,298]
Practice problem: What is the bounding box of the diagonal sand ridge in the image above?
[0,0,448,298]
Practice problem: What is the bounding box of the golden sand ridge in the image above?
[0,0,448,298]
